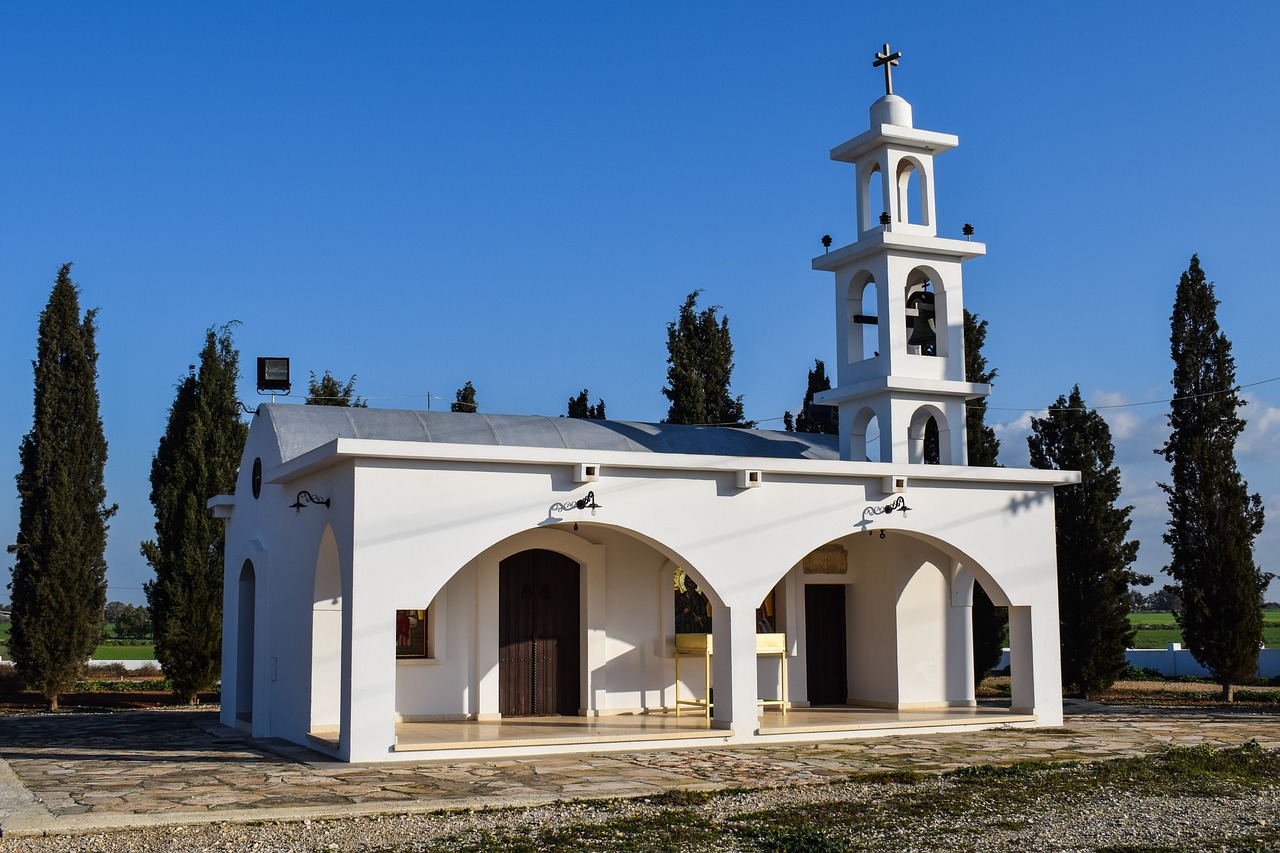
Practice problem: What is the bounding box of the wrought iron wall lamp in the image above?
[857,495,912,536]
[549,490,603,530]
[291,490,331,513]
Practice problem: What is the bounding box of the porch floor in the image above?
[309,704,1034,755]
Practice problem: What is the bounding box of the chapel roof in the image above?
[257,403,839,464]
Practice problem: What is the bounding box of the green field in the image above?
[1,621,154,661]
[1130,610,1280,649]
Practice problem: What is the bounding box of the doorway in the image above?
[805,584,847,706]
[499,549,581,716]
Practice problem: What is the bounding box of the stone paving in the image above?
[1,703,1279,837]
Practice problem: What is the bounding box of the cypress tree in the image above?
[1030,385,1145,698]
[964,310,1006,683]
[451,381,477,413]
[662,290,751,426]
[567,389,605,419]
[1158,255,1267,701]
[305,371,366,407]
[794,359,837,435]
[963,311,1000,467]
[142,325,247,703]
[7,264,116,711]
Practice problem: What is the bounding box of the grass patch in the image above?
[392,743,1280,852]
[90,644,155,660]
[1128,611,1280,648]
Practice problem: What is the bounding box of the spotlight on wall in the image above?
[290,490,331,513]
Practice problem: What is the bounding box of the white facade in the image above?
[213,87,1076,763]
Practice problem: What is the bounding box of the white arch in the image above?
[908,403,951,465]
[895,155,932,226]
[310,525,343,732]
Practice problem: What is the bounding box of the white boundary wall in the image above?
[996,645,1280,680]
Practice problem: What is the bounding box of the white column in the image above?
[340,581,396,762]
[711,605,759,734]
[475,558,500,721]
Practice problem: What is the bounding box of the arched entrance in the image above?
[498,548,581,716]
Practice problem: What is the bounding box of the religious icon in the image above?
[395,609,428,658]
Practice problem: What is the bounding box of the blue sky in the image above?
[2,3,1277,606]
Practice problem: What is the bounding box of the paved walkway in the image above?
[1,703,1279,838]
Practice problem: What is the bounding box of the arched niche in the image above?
[310,525,343,733]
[236,560,256,722]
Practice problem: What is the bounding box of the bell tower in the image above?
[813,45,990,465]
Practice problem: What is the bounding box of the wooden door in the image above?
[499,549,581,716]
[805,584,848,706]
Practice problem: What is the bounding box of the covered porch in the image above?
[307,704,1036,761]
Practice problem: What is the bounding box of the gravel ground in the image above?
[2,773,1277,852]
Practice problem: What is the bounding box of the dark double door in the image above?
[805,584,848,706]
[499,549,581,717]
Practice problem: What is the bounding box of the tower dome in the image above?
[870,94,912,128]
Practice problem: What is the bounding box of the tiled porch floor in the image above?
[309,704,1034,754]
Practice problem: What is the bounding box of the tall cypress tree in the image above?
[142,325,247,703]
[1030,386,1145,698]
[662,290,751,427]
[1158,255,1266,701]
[7,264,116,711]
[793,359,836,435]
[964,310,1006,683]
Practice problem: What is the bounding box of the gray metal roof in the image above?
[257,403,839,464]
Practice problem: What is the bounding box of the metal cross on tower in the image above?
[873,43,902,95]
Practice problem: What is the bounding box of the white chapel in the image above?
[213,55,1075,763]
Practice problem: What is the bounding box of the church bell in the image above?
[905,288,936,352]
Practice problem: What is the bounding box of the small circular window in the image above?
[251,457,262,499]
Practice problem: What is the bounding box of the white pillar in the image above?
[476,558,500,721]
[340,581,396,762]
[711,605,758,734]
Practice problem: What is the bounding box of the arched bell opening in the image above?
[904,276,937,357]
[908,405,951,465]
[846,273,880,364]
[859,161,886,234]
[904,266,949,359]
[849,406,882,463]
[895,155,931,227]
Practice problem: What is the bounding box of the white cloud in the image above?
[1238,394,1280,457]
[1090,389,1146,441]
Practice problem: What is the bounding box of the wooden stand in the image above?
[674,633,788,718]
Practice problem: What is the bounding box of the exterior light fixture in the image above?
[821,234,832,253]
[257,357,291,395]
[573,491,602,515]
[962,223,975,240]
[548,491,602,530]
[879,211,891,226]
[290,490,330,513]
[858,495,912,533]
